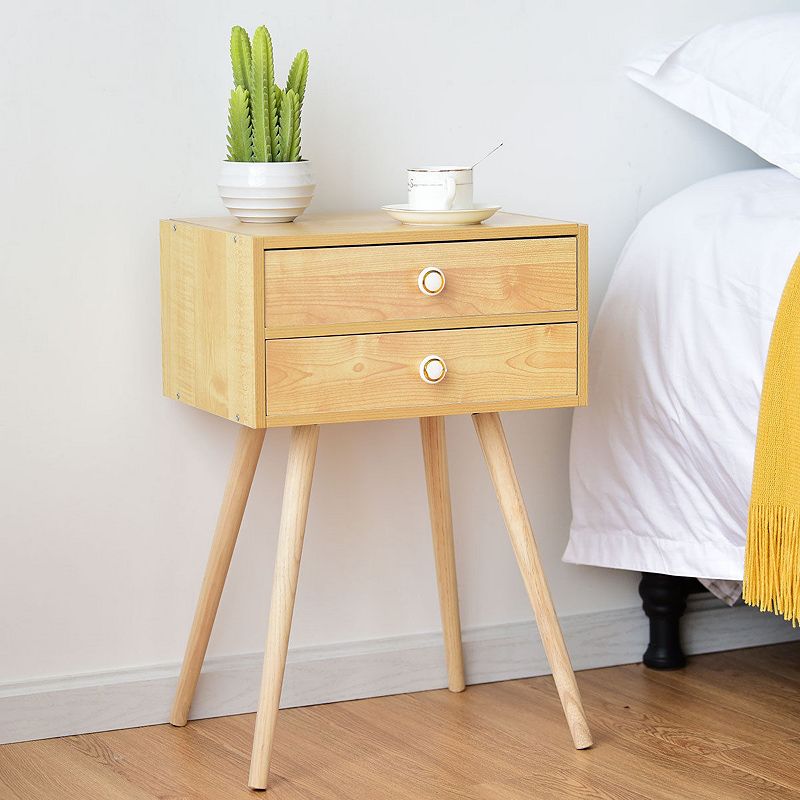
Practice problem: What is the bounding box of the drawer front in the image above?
[266,323,577,421]
[264,238,577,337]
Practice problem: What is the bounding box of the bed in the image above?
[564,169,800,660]
[565,165,800,581]
[566,165,800,661]
[562,12,800,666]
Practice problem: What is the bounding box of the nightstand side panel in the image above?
[160,221,266,427]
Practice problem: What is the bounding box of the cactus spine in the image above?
[226,25,309,163]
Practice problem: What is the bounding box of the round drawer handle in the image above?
[419,355,447,384]
[418,267,445,296]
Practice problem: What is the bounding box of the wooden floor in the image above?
[2,642,800,799]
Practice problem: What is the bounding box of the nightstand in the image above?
[160,212,591,790]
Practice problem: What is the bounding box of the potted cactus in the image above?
[218,25,314,223]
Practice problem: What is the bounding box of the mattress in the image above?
[564,168,800,598]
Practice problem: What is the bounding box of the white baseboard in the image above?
[1,596,797,745]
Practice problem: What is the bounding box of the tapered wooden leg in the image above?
[472,412,592,750]
[248,425,320,791]
[420,416,466,693]
[170,426,266,727]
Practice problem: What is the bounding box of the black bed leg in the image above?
[638,573,691,669]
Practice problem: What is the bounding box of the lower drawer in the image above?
[265,323,577,423]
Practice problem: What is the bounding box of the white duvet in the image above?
[564,168,800,595]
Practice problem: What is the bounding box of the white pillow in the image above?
[627,13,800,178]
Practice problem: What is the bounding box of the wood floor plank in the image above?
[400,683,650,800]
[489,677,792,800]
[749,638,800,666]
[641,647,800,735]
[0,738,155,800]
[65,724,257,800]
[1,642,798,799]
[238,698,473,799]
[0,776,24,800]
[746,642,800,684]
[343,693,590,799]
[577,663,785,750]
[709,737,800,794]
[467,682,700,799]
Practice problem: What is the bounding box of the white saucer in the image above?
[381,204,501,226]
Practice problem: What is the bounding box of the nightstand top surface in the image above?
[170,211,580,249]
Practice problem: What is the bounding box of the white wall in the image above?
[1,0,793,686]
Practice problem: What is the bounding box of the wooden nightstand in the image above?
[160,212,591,790]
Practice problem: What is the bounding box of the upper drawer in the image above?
[264,238,577,337]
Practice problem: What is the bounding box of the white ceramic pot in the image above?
[218,160,315,223]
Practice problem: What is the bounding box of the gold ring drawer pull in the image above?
[419,355,447,384]
[418,267,445,296]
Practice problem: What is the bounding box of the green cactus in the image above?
[278,88,301,162]
[250,26,276,161]
[230,26,252,97]
[272,83,284,161]
[226,86,252,162]
[286,49,309,110]
[226,25,309,163]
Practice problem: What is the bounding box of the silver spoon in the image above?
[471,142,504,169]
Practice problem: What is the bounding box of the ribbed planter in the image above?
[218,160,315,223]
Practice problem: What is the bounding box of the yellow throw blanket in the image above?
[744,253,800,624]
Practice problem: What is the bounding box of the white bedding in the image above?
[564,168,800,594]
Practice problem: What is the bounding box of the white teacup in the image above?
[408,167,473,211]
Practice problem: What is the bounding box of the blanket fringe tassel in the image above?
[744,505,800,627]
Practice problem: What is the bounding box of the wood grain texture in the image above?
[249,425,320,790]
[261,394,582,428]
[472,412,592,751]
[264,238,577,338]
[419,417,465,693]
[170,426,266,727]
[266,323,578,425]
[160,221,266,427]
[174,211,579,249]
[161,214,586,426]
[640,646,800,736]
[4,644,800,799]
[577,224,589,405]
